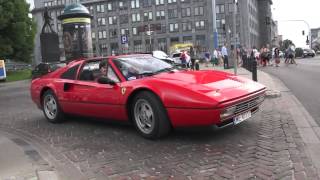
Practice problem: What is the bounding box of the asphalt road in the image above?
[261,56,320,125]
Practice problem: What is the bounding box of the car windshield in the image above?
[113,55,174,80]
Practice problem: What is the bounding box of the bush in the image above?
[295,48,303,57]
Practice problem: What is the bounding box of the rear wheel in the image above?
[131,91,171,139]
[42,90,65,123]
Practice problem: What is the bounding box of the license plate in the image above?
[233,111,252,125]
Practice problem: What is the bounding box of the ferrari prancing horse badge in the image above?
[121,87,126,95]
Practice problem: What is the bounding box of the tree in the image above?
[280,39,295,51]
[0,0,36,63]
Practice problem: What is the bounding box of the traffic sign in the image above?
[121,35,128,44]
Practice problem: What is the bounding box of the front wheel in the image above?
[42,90,65,123]
[131,91,171,139]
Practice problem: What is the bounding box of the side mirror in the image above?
[97,77,116,85]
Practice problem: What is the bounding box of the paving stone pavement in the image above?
[0,67,319,179]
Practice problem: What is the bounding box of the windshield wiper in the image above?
[138,71,156,76]
[155,67,176,74]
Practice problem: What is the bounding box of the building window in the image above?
[121,28,129,35]
[110,43,119,55]
[106,3,112,11]
[133,40,142,53]
[183,36,192,43]
[168,9,178,19]
[92,32,95,39]
[157,38,167,52]
[181,7,191,17]
[196,35,206,52]
[132,13,141,22]
[216,5,224,14]
[108,16,117,25]
[155,0,164,5]
[195,6,204,16]
[228,3,234,13]
[109,29,117,38]
[132,27,138,35]
[182,22,192,31]
[97,18,106,26]
[131,0,140,8]
[181,0,190,3]
[142,0,152,7]
[169,23,179,32]
[168,0,177,3]
[96,4,104,13]
[195,20,205,30]
[156,10,165,20]
[120,15,129,24]
[98,31,107,39]
[143,11,153,21]
[119,1,128,10]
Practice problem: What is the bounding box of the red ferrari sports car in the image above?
[31,54,266,139]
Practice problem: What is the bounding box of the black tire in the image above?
[42,89,65,123]
[131,91,171,139]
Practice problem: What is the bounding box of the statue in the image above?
[41,7,55,33]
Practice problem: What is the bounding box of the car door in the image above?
[61,60,126,121]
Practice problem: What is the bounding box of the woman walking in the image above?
[274,48,280,67]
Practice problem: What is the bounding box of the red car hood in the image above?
[154,70,266,103]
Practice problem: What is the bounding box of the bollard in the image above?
[252,60,257,81]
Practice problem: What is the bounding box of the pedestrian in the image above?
[212,48,218,67]
[180,50,187,68]
[288,44,297,65]
[221,43,229,69]
[274,47,280,67]
[204,50,211,67]
[189,46,196,70]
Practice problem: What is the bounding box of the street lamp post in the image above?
[212,0,218,50]
[232,0,238,75]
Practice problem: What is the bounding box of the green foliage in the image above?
[5,69,31,82]
[295,47,304,57]
[0,0,36,63]
[280,39,295,51]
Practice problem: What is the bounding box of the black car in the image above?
[32,62,66,79]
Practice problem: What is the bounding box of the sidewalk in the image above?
[201,64,320,177]
[0,131,59,180]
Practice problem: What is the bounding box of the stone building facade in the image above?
[32,0,274,64]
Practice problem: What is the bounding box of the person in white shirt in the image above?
[221,43,229,69]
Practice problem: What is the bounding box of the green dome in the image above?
[58,3,92,20]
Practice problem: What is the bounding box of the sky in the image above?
[272,0,320,48]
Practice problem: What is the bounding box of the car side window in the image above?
[60,65,80,80]
[79,61,99,81]
[78,60,120,83]
[107,66,120,83]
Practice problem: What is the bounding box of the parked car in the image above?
[30,54,266,139]
[32,62,66,79]
[171,52,182,64]
[303,49,316,58]
[152,50,175,64]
